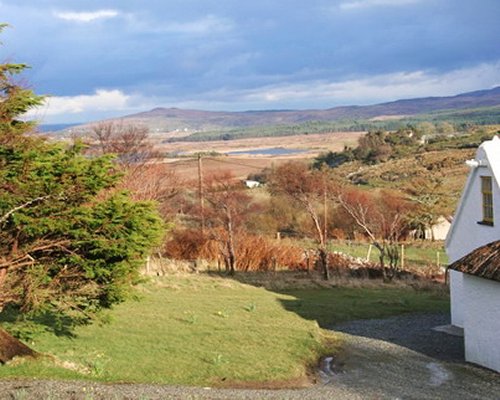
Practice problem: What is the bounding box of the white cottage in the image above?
[445,136,500,372]
[411,215,451,240]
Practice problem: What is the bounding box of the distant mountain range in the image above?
[52,86,500,136]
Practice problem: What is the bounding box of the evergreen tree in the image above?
[0,25,165,335]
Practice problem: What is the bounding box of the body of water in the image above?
[38,123,81,133]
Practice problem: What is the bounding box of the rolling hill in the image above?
[55,86,500,138]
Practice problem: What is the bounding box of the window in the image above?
[481,176,494,225]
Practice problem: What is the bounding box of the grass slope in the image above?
[0,274,449,386]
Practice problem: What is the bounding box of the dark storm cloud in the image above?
[1,0,499,122]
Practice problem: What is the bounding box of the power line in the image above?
[198,154,205,233]
[162,155,267,171]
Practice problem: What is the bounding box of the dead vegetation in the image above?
[160,229,446,293]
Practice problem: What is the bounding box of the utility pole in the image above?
[323,184,328,245]
[198,154,205,234]
[321,176,330,281]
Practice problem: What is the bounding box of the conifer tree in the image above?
[0,25,165,340]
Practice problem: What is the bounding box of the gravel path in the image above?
[331,313,465,362]
[325,313,500,399]
[1,313,499,399]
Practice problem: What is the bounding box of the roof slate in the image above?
[448,240,500,282]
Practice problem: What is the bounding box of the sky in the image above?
[1,0,500,123]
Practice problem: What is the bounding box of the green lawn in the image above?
[0,273,449,386]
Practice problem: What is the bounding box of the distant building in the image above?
[427,216,452,241]
[411,215,451,241]
[244,180,260,189]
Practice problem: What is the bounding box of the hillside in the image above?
[334,148,473,214]
[57,87,500,138]
[123,86,500,128]
[324,127,500,215]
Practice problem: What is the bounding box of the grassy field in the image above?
[296,239,447,270]
[0,273,449,387]
[328,240,448,269]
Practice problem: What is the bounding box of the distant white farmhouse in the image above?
[445,136,500,372]
[411,215,451,241]
[426,216,451,241]
[244,180,260,189]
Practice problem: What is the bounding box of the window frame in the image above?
[479,175,494,226]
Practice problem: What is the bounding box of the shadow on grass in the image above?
[0,305,79,340]
[212,269,458,362]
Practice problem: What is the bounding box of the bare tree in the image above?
[337,188,413,281]
[122,164,185,219]
[204,172,255,275]
[269,162,336,280]
[89,122,185,219]
[90,121,155,167]
[91,121,115,154]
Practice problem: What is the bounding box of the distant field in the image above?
[165,156,286,181]
[158,131,363,155]
[158,131,364,180]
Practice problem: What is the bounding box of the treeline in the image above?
[165,106,500,143]
[87,124,497,284]
[164,119,428,142]
[164,120,377,142]
[417,105,500,126]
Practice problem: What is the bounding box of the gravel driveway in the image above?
[0,313,499,399]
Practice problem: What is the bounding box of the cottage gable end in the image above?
[445,136,500,263]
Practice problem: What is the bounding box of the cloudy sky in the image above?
[2,0,500,123]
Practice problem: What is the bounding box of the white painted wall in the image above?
[446,165,500,263]
[446,141,500,327]
[245,180,260,188]
[462,275,500,373]
[425,217,450,241]
[449,270,464,327]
